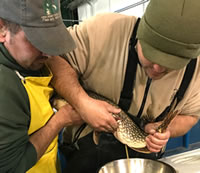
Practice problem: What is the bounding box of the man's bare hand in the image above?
[77,96,121,132]
[57,104,84,127]
[144,122,170,153]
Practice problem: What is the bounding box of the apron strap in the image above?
[14,70,25,83]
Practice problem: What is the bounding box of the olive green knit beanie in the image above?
[137,0,200,69]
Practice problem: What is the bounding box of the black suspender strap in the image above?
[156,58,197,121]
[118,18,140,112]
[175,59,196,104]
[137,77,152,118]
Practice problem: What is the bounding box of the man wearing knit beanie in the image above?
[137,0,200,69]
[48,0,200,172]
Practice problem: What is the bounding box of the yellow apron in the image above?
[15,68,61,173]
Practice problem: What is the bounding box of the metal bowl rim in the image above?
[98,158,176,173]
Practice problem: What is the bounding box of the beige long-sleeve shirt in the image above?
[64,12,200,121]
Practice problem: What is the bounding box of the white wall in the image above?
[78,0,149,22]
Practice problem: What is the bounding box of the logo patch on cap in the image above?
[41,0,60,22]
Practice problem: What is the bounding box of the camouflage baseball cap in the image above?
[137,0,200,69]
[0,0,76,55]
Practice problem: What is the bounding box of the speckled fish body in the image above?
[88,92,148,149]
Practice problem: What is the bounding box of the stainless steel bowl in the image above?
[98,158,176,173]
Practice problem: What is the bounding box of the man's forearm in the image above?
[47,56,121,132]
[29,105,81,160]
[29,111,65,160]
[47,56,88,109]
[168,114,199,137]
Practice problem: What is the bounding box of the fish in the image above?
[87,92,150,153]
[53,91,178,154]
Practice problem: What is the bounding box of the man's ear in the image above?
[0,19,7,42]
